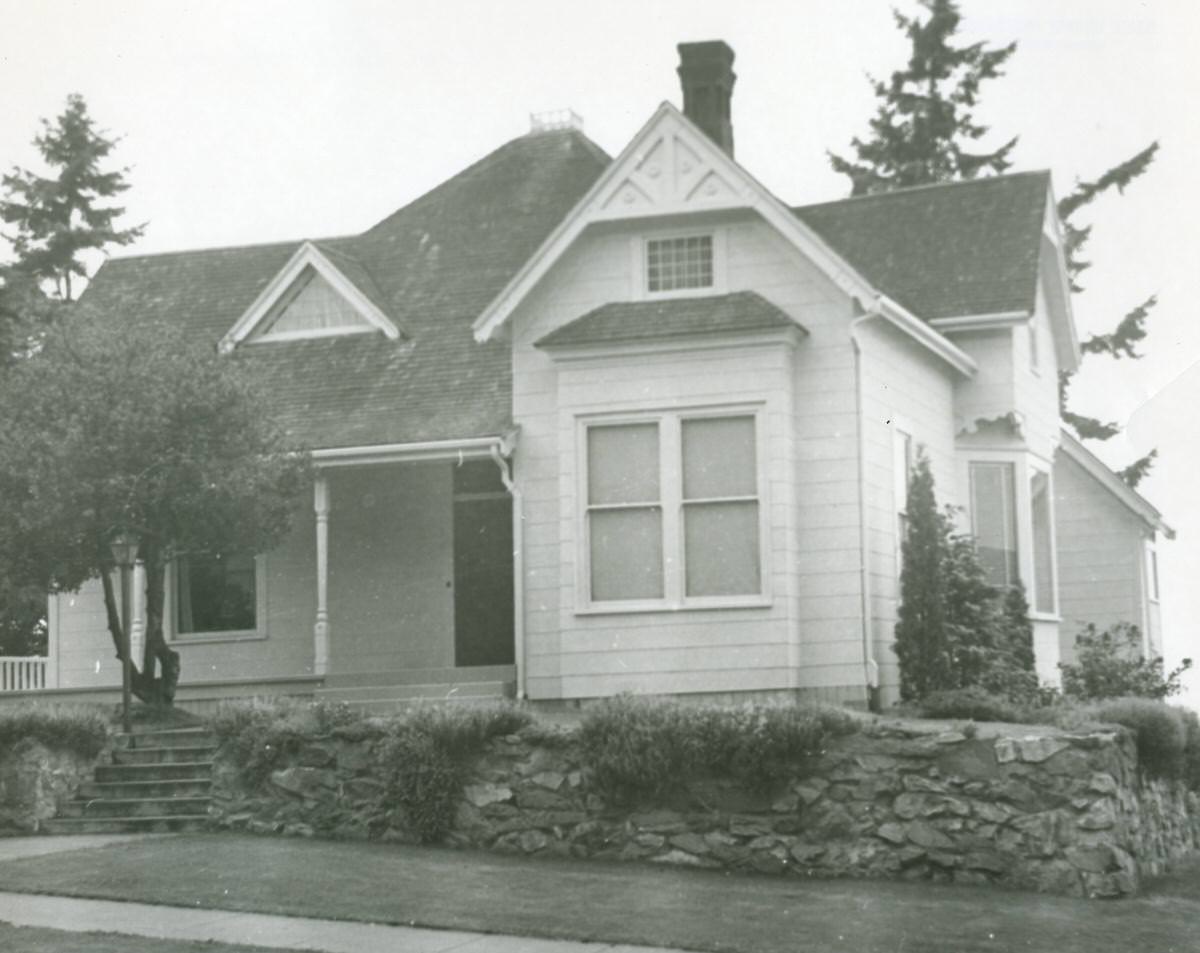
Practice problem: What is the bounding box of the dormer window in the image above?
[647,235,713,292]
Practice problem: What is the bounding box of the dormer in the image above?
[219,241,403,353]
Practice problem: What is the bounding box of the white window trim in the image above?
[961,450,1060,622]
[1027,318,1041,376]
[165,554,269,644]
[891,421,914,584]
[575,403,771,614]
[631,227,727,302]
[1144,539,1160,605]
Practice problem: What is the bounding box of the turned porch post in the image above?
[313,475,330,676]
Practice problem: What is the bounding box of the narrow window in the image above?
[681,416,760,596]
[1146,542,1160,602]
[893,430,913,578]
[586,423,664,601]
[969,462,1019,588]
[646,236,713,293]
[1030,470,1055,612]
[176,553,257,635]
[1028,320,1039,372]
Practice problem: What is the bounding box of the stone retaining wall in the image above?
[0,739,98,833]
[210,720,1200,898]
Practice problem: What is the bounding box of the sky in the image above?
[1,0,1197,701]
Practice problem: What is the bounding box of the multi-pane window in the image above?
[584,413,761,604]
[969,462,1019,588]
[1030,470,1055,612]
[175,553,258,636]
[646,236,713,293]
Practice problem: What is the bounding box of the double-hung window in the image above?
[174,553,261,638]
[1029,469,1056,612]
[583,411,763,607]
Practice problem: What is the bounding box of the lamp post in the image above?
[109,534,138,736]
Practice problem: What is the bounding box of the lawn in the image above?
[0,834,1195,953]
[0,920,309,953]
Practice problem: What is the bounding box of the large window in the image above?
[1030,470,1055,612]
[969,462,1019,589]
[646,236,713,293]
[584,412,762,606]
[175,553,258,637]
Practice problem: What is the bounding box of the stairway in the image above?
[44,725,215,834]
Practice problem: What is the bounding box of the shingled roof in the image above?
[80,129,611,449]
[535,291,802,349]
[81,123,1051,450]
[794,171,1051,321]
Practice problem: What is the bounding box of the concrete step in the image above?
[112,745,216,766]
[78,778,212,800]
[316,680,514,704]
[95,761,213,783]
[42,815,209,835]
[59,795,211,819]
[114,727,216,750]
[322,665,516,689]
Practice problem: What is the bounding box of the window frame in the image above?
[1145,539,1160,604]
[575,404,771,614]
[632,227,727,301]
[892,425,914,582]
[1028,462,1058,615]
[165,553,268,644]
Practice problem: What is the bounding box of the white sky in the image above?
[1,0,1197,702]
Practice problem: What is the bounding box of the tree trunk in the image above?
[139,546,180,706]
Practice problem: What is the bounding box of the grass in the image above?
[0,921,311,953]
[0,834,1196,953]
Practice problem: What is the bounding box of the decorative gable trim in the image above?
[1039,183,1081,373]
[219,241,401,353]
[472,102,881,343]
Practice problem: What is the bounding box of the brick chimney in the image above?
[677,41,736,156]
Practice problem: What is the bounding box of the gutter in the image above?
[312,436,506,468]
[849,312,881,711]
[490,442,526,701]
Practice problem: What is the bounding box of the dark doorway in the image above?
[452,461,515,667]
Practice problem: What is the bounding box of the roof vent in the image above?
[530,109,584,134]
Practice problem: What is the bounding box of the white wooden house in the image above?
[18,41,1170,711]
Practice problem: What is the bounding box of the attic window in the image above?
[646,235,713,293]
[254,266,374,340]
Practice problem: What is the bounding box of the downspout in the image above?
[490,441,526,701]
[850,311,881,712]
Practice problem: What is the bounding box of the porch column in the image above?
[313,475,330,676]
[129,560,146,667]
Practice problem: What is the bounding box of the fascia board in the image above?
[1042,182,1081,372]
[220,242,401,353]
[312,435,507,468]
[875,295,978,377]
[929,310,1031,332]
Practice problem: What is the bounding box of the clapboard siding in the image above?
[1013,277,1062,461]
[858,319,959,705]
[510,213,866,700]
[1053,450,1149,664]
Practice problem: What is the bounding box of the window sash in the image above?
[583,411,762,606]
[1030,469,1055,612]
[646,236,713,293]
[969,462,1019,589]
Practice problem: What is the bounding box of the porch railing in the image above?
[0,657,48,692]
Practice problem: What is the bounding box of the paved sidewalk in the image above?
[0,891,678,953]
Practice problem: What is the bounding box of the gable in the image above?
[253,266,375,340]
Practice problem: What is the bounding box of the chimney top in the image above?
[529,109,584,134]
[677,41,737,156]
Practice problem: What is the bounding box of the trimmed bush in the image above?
[579,696,858,802]
[0,705,108,759]
[1061,697,1189,781]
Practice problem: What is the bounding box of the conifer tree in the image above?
[1,94,144,301]
[831,2,1160,487]
[828,0,1017,195]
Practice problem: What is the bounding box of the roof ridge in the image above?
[105,235,343,264]
[363,127,610,237]
[795,169,1052,213]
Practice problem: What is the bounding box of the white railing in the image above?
[0,657,48,692]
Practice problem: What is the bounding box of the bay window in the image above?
[1030,469,1055,612]
[969,462,1019,588]
[583,411,763,607]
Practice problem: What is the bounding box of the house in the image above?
[23,41,1170,711]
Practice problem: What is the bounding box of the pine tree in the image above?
[828,0,1017,195]
[1,94,144,301]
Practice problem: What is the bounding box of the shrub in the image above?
[378,702,532,843]
[1060,622,1192,700]
[578,696,858,802]
[0,705,108,759]
[919,687,1027,724]
[1066,697,1189,781]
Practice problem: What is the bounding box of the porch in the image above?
[17,436,521,711]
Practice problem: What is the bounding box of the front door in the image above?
[452,461,514,667]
